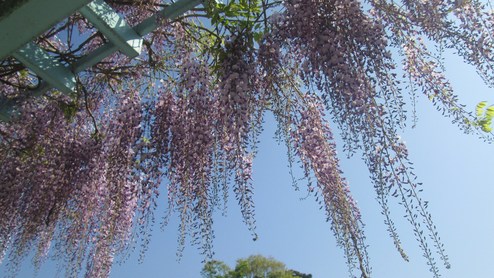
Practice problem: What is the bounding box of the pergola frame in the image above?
[0,0,204,121]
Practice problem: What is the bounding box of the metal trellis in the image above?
[0,0,204,121]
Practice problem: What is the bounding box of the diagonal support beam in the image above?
[135,0,204,36]
[74,0,204,72]
[0,0,92,60]
[79,0,143,58]
[13,43,77,96]
[0,0,204,121]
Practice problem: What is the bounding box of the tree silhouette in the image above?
[201,255,312,278]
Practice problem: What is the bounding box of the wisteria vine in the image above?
[1,0,493,277]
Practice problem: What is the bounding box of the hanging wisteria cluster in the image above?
[1,0,494,277]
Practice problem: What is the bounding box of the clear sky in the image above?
[3,48,494,278]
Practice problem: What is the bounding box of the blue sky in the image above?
[111,52,494,277]
[4,47,494,278]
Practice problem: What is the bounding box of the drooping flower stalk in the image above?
[153,54,219,256]
[265,0,455,276]
[290,95,370,277]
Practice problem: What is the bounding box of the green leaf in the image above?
[486,106,494,118]
[253,31,263,43]
[58,101,78,121]
[482,123,493,133]
[476,101,487,117]
[19,69,29,78]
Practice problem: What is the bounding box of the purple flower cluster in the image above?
[217,34,262,235]
[153,53,218,256]
[108,0,161,26]
[368,0,492,134]
[291,95,369,276]
[264,0,455,276]
[150,30,263,256]
[0,89,144,277]
[269,0,403,150]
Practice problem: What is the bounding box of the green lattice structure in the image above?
[0,0,204,120]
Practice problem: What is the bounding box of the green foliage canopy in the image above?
[201,255,312,278]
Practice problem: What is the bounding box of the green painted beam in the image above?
[0,0,30,18]
[73,0,204,72]
[79,0,143,58]
[0,0,92,60]
[72,43,116,73]
[135,0,204,36]
[24,0,204,94]
[0,0,205,121]
[13,42,77,96]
